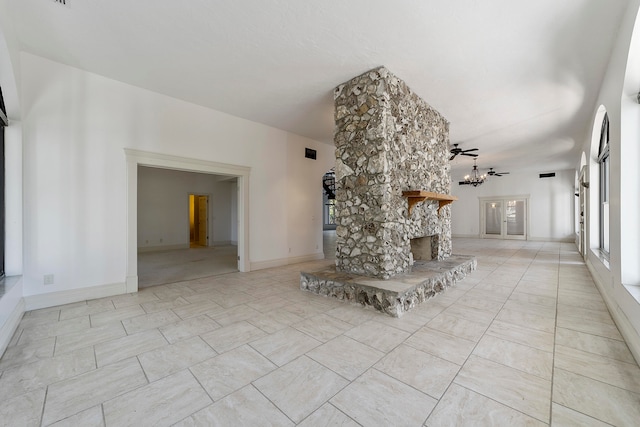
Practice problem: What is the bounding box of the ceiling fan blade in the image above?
[461,148,478,153]
[449,153,457,161]
[461,152,478,157]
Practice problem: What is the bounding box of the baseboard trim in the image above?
[528,236,574,242]
[587,259,640,365]
[452,234,480,238]
[138,244,188,253]
[251,253,325,271]
[0,291,25,358]
[24,282,128,311]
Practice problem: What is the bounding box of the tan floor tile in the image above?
[0,388,46,427]
[17,316,91,345]
[0,347,95,400]
[59,299,115,321]
[139,296,190,314]
[555,328,636,364]
[209,305,263,326]
[294,313,354,342]
[42,357,147,425]
[55,323,126,355]
[443,302,498,325]
[307,335,384,381]
[110,291,160,309]
[159,314,221,343]
[485,320,555,352]
[0,337,55,370]
[47,405,104,427]
[553,368,640,426]
[427,312,488,342]
[95,329,168,367]
[172,300,225,319]
[554,344,640,393]
[138,336,217,381]
[255,356,349,423]
[455,355,551,422]
[246,313,289,333]
[174,385,293,426]
[325,305,378,325]
[249,327,321,366]
[556,315,623,341]
[496,308,555,334]
[344,320,410,352]
[374,344,459,399]
[200,321,266,353]
[121,309,182,335]
[405,326,476,365]
[90,304,145,327]
[426,383,546,427]
[550,402,611,426]
[473,335,553,379]
[190,345,276,400]
[246,295,290,313]
[331,368,436,426]
[557,291,608,312]
[103,369,212,426]
[556,303,614,324]
[297,403,359,427]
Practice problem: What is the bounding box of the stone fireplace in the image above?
[333,66,453,279]
[299,67,476,318]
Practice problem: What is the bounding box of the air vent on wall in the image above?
[539,172,556,178]
[305,148,317,160]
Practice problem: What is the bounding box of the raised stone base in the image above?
[300,255,476,318]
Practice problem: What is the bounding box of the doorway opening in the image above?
[189,194,209,248]
[125,149,250,293]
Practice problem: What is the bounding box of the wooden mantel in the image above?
[402,191,458,215]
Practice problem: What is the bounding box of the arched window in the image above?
[598,112,610,255]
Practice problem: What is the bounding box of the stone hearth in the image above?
[301,255,476,318]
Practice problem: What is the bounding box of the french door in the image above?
[480,197,528,240]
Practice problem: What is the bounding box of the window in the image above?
[598,113,610,255]
[325,199,336,226]
[0,86,7,279]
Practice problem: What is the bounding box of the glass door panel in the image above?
[506,200,525,236]
[485,201,502,235]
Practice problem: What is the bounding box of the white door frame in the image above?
[479,195,529,240]
[125,149,250,293]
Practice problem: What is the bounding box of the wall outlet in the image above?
[44,274,54,285]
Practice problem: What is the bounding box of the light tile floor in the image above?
[1,238,640,426]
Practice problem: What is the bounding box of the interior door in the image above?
[198,195,208,246]
[481,197,527,240]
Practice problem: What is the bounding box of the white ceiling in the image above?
[8,0,629,176]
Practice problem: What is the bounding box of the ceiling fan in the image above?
[487,168,510,177]
[449,143,478,161]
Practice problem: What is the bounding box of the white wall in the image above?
[451,169,575,241]
[20,52,334,299]
[577,0,640,363]
[137,167,235,250]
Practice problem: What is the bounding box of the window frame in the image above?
[597,113,610,256]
